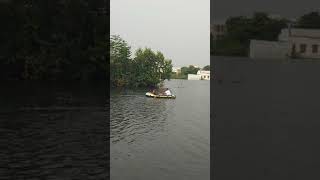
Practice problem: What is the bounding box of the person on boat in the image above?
[164,88,172,96]
[151,88,157,95]
[155,88,165,96]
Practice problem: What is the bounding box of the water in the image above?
[110,79,210,180]
[0,82,108,179]
[212,56,320,179]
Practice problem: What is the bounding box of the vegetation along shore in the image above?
[110,35,173,88]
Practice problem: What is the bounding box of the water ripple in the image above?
[0,84,108,179]
[111,80,210,180]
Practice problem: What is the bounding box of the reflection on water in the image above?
[111,80,210,180]
[0,82,108,179]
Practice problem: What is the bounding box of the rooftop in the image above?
[279,28,320,41]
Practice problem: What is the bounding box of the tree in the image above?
[180,65,200,76]
[132,48,172,87]
[187,65,200,74]
[133,48,159,87]
[110,35,132,87]
[226,12,287,43]
[109,35,173,88]
[297,11,320,29]
[203,65,210,71]
[0,0,108,80]
[162,59,173,80]
[214,12,287,56]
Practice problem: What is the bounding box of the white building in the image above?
[197,70,210,80]
[187,70,210,80]
[188,74,201,80]
[249,40,288,59]
[250,28,320,60]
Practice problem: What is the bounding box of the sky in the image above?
[110,0,210,68]
[212,0,320,23]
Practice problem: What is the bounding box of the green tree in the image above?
[110,35,132,87]
[133,48,159,87]
[155,51,172,81]
[162,59,173,80]
[180,65,200,76]
[213,12,287,56]
[297,11,320,29]
[132,48,172,87]
[109,36,173,88]
[203,65,210,71]
[0,0,107,80]
[226,12,287,43]
[188,65,200,74]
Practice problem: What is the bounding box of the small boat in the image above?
[145,92,176,99]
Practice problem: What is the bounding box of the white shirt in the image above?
[165,90,172,96]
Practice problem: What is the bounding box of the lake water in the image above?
[0,82,108,179]
[110,79,210,180]
[212,56,320,179]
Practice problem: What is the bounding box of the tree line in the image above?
[110,35,172,88]
[211,11,320,56]
[0,0,107,80]
[171,65,210,79]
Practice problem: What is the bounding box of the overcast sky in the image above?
[111,0,210,68]
[212,0,320,23]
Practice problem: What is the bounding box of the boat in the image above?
[145,92,176,99]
